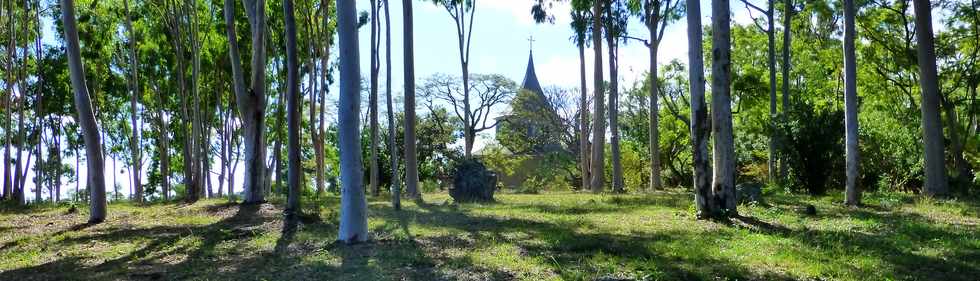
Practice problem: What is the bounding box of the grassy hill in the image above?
[0,190,977,280]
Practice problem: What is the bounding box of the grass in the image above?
[0,189,978,280]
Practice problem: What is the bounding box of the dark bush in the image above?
[776,102,845,195]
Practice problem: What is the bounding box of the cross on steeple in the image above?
[527,35,536,53]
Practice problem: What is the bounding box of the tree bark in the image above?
[607,32,624,193]
[590,0,606,193]
[779,0,792,180]
[843,0,861,206]
[689,0,714,218]
[764,0,777,183]
[578,40,590,191]
[61,0,107,223]
[384,0,401,209]
[338,0,369,243]
[913,0,949,197]
[224,0,268,204]
[3,0,13,201]
[711,0,737,216]
[370,0,380,196]
[284,0,301,216]
[403,0,420,199]
[124,0,143,203]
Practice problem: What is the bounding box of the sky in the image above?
[7,0,760,202]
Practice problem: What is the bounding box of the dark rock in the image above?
[801,204,817,216]
[450,158,498,203]
[736,183,764,205]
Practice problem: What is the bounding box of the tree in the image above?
[429,0,479,157]
[369,0,381,196]
[711,0,737,216]
[590,0,607,193]
[403,0,420,200]
[739,0,778,183]
[60,0,107,223]
[628,0,681,190]
[419,74,517,146]
[606,0,627,193]
[223,0,268,204]
[337,0,368,243]
[843,0,860,205]
[383,0,401,209]
[688,0,713,218]
[284,0,302,217]
[779,0,792,179]
[912,0,948,196]
[572,4,591,192]
[123,0,143,203]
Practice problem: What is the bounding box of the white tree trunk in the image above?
[843,0,861,206]
[689,0,713,218]
[61,0,107,223]
[124,0,142,203]
[578,41,590,191]
[711,0,737,216]
[369,0,380,196]
[338,0,369,243]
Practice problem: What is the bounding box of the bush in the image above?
[775,102,845,195]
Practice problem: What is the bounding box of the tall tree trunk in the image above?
[589,0,606,193]
[843,0,861,206]
[779,0,792,180]
[224,0,268,204]
[34,0,45,202]
[284,0,301,217]
[3,0,13,201]
[403,0,420,199]
[648,30,662,191]
[578,40,590,191]
[607,34,624,193]
[384,0,400,209]
[711,0,737,216]
[369,0,380,197]
[61,0,107,222]
[765,1,777,183]
[913,0,948,197]
[124,0,143,203]
[338,0,368,243]
[688,0,713,218]
[157,84,171,200]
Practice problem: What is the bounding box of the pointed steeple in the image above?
[521,50,544,95]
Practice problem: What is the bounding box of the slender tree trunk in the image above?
[369,0,380,197]
[3,0,13,201]
[338,0,368,243]
[403,0,420,199]
[224,0,268,204]
[33,0,45,202]
[123,0,143,203]
[578,40,590,191]
[688,0,714,218]
[607,35,624,193]
[384,0,400,209]
[648,20,662,191]
[61,0,107,222]
[284,0,301,216]
[711,0,737,216]
[590,0,606,193]
[913,0,948,197]
[158,85,171,201]
[843,0,861,206]
[779,0,792,180]
[765,1,777,183]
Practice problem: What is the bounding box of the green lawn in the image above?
[0,190,977,280]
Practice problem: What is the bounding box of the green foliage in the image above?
[775,101,845,195]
